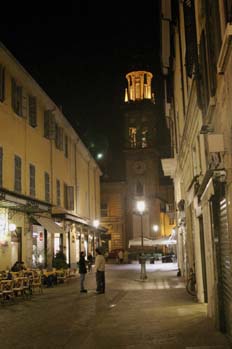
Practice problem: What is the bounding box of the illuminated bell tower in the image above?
[123,68,162,246]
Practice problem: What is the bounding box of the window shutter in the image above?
[11,78,17,112]
[67,186,74,210]
[44,110,55,139]
[225,0,232,22]
[49,112,55,139]
[22,88,27,118]
[16,85,22,116]
[65,135,68,158]
[199,31,210,116]
[29,164,36,197]
[14,155,22,193]
[11,79,23,117]
[59,127,64,150]
[29,96,37,127]
[56,179,61,206]
[45,172,50,202]
[64,184,74,210]
[64,183,68,209]
[55,125,64,150]
[0,147,2,187]
[0,65,5,102]
[183,0,198,78]
[205,0,221,97]
[55,123,59,147]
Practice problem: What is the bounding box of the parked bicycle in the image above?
[186,268,196,296]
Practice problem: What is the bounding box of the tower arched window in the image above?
[129,127,137,148]
[141,127,148,148]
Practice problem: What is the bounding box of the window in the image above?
[11,79,22,116]
[0,147,2,187]
[64,184,74,210]
[64,135,68,158]
[55,124,64,150]
[29,164,36,197]
[14,155,22,192]
[224,0,232,22]
[136,181,144,196]
[44,110,55,139]
[141,127,148,148]
[28,96,37,127]
[0,65,5,102]
[183,0,198,78]
[129,127,137,148]
[135,80,140,99]
[44,172,50,202]
[166,204,174,212]
[205,0,221,96]
[144,74,147,84]
[199,31,210,116]
[101,203,108,217]
[56,179,61,206]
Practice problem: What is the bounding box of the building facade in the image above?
[161,0,232,341]
[100,66,175,253]
[0,43,102,271]
[100,181,126,252]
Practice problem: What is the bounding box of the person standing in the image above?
[87,252,93,272]
[95,248,105,294]
[78,251,87,293]
[118,250,124,264]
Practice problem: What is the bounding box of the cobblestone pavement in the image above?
[0,263,231,349]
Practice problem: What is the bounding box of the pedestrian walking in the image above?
[124,250,129,263]
[87,252,93,272]
[78,251,87,293]
[118,250,124,264]
[95,248,105,294]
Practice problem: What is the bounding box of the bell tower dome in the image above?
[124,70,155,103]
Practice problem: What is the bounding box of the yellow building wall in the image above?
[0,45,102,270]
[76,151,90,219]
[160,212,175,237]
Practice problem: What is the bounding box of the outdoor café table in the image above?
[42,270,57,287]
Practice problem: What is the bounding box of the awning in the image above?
[33,216,64,235]
[52,212,108,233]
[128,236,176,248]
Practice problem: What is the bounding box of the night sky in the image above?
[0,2,166,174]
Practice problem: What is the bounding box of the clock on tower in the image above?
[133,161,146,174]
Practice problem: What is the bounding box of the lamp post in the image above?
[93,219,99,256]
[136,200,147,280]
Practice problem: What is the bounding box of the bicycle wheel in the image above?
[186,278,196,296]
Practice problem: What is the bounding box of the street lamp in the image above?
[93,219,99,229]
[136,200,147,280]
[152,224,159,233]
[136,200,145,248]
[93,219,100,256]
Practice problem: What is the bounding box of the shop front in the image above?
[0,189,51,270]
[52,212,103,267]
[31,215,65,269]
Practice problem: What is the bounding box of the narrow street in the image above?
[0,263,230,349]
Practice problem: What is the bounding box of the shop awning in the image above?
[33,216,64,235]
[128,236,177,248]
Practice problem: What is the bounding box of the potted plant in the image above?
[52,250,68,270]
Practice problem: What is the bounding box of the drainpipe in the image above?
[74,138,80,213]
[177,20,186,117]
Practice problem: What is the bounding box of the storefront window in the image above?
[54,233,61,255]
[32,225,45,268]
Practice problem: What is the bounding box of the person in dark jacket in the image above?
[87,252,93,272]
[78,251,87,293]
